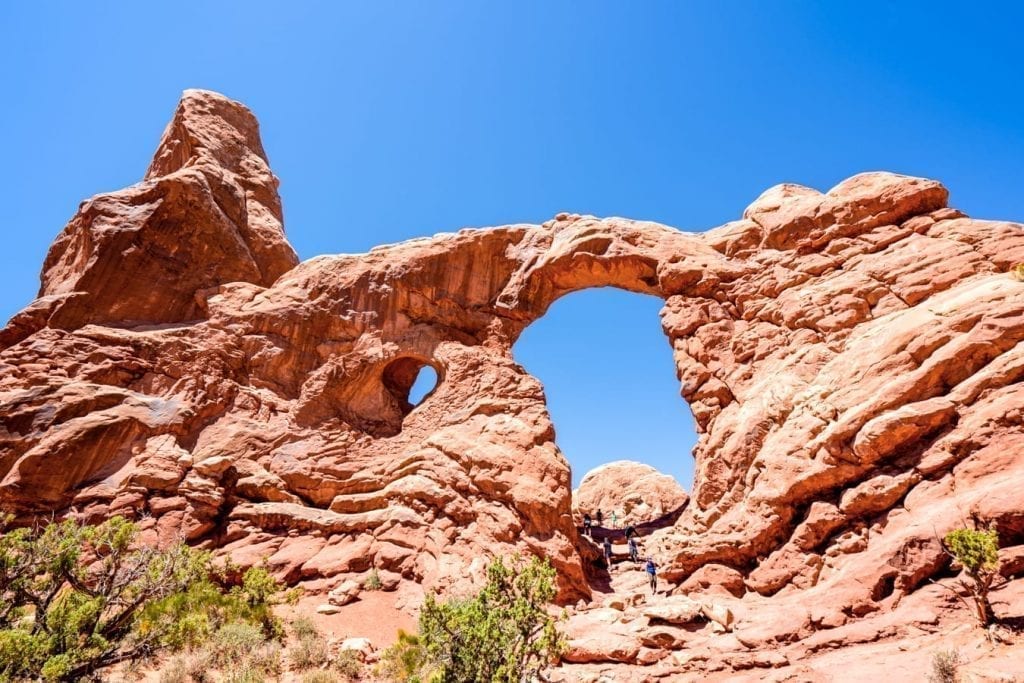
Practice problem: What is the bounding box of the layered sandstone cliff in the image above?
[2,90,1023,677]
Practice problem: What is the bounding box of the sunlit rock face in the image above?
[2,91,1023,637]
[573,461,688,523]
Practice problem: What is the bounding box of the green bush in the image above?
[364,568,383,591]
[241,567,281,607]
[945,528,999,574]
[376,630,431,683]
[415,555,565,683]
[943,526,1001,626]
[0,516,283,681]
[0,629,47,680]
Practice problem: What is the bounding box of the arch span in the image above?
[236,213,745,598]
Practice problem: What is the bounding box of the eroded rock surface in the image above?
[2,90,1023,675]
[573,460,688,524]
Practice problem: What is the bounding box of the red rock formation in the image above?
[573,461,688,523]
[2,90,297,346]
[2,90,1024,676]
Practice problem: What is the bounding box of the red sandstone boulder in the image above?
[573,460,689,525]
[679,563,745,598]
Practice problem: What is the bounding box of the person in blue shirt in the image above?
[645,556,658,594]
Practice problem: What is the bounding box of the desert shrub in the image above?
[376,630,431,682]
[942,526,1001,626]
[364,568,382,591]
[248,641,283,678]
[334,648,363,680]
[416,555,566,683]
[927,648,962,683]
[206,623,266,668]
[222,662,268,683]
[157,650,213,683]
[291,616,319,641]
[119,655,147,681]
[0,628,47,680]
[288,617,330,670]
[302,671,341,683]
[0,516,282,681]
[143,565,284,654]
[159,640,281,683]
[1011,263,1024,282]
[240,567,280,607]
[289,635,329,670]
[158,654,191,683]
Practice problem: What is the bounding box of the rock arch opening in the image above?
[381,356,441,417]
[408,364,439,407]
[513,288,698,501]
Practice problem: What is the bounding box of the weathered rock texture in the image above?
[573,460,688,523]
[2,91,1023,674]
[3,90,297,347]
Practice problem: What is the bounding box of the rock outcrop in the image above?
[2,90,1023,675]
[2,90,297,348]
[573,460,688,523]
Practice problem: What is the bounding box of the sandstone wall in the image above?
[2,91,1022,619]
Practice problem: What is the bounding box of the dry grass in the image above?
[927,648,963,683]
[289,617,331,670]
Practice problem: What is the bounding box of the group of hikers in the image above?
[581,509,658,594]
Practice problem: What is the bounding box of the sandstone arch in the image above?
[2,90,1024,626]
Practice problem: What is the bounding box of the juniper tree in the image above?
[416,555,566,683]
[942,526,1001,627]
[0,516,281,681]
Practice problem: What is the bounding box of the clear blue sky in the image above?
[3,3,1023,489]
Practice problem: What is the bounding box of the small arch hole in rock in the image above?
[408,364,439,406]
[381,357,440,418]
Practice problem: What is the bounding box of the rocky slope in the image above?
[2,90,1023,678]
